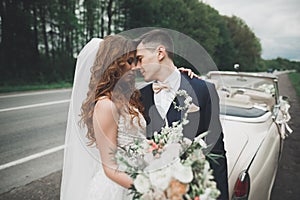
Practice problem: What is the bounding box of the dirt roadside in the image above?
[0,73,299,200]
[270,73,300,200]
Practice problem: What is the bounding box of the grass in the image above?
[0,82,73,93]
[288,72,300,97]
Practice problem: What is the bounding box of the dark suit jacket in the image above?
[140,73,229,200]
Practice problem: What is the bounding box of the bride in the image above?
[60,35,146,200]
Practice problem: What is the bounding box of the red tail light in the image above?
[233,171,250,199]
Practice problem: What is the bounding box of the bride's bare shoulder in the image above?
[94,96,118,115]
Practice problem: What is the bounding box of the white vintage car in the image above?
[205,71,292,200]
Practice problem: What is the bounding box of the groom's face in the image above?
[136,43,161,82]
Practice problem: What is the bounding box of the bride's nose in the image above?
[131,63,141,71]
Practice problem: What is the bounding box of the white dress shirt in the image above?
[154,69,181,119]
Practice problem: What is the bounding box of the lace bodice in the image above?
[117,111,146,147]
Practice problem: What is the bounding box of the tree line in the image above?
[0,0,299,85]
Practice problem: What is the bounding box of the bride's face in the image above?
[122,53,136,82]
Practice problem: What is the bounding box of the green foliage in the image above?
[182,1,221,55]
[0,0,78,86]
[0,0,297,89]
[213,18,236,71]
[36,53,76,83]
[288,72,300,97]
[260,57,300,72]
[223,16,262,71]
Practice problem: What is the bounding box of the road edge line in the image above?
[0,145,65,171]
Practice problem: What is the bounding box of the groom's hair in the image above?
[136,29,174,60]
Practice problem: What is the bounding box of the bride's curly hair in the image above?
[80,35,144,146]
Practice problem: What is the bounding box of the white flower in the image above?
[141,189,167,200]
[195,131,208,140]
[144,159,163,172]
[144,143,181,172]
[184,96,192,105]
[200,187,220,200]
[198,138,207,148]
[153,131,160,141]
[149,167,172,190]
[134,174,151,194]
[257,83,275,95]
[161,143,181,162]
[194,131,209,148]
[171,160,193,183]
[202,161,213,186]
[192,149,206,160]
[182,137,192,146]
[171,121,180,126]
[200,188,212,200]
[182,118,189,125]
[138,140,151,154]
[166,128,183,144]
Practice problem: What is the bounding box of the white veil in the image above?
[60,38,103,200]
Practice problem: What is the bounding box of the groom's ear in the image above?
[157,45,166,62]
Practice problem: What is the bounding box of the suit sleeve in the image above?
[205,82,229,200]
[205,82,223,149]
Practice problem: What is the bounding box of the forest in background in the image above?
[1,0,299,85]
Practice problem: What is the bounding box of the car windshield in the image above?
[210,74,275,96]
[207,73,277,114]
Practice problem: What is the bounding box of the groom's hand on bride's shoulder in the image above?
[178,67,201,79]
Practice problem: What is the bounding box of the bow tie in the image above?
[152,82,170,94]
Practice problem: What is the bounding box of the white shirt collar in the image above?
[154,68,181,118]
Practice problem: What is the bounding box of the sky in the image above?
[203,0,300,61]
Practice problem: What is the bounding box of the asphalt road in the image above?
[0,89,71,194]
[0,73,299,200]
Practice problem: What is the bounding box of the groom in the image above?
[134,29,229,200]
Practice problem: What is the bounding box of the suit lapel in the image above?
[166,74,197,123]
[170,74,201,140]
[166,97,181,124]
[178,74,198,102]
[166,74,187,124]
[145,75,200,140]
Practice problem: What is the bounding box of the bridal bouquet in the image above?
[115,90,220,200]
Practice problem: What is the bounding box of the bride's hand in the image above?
[178,67,201,79]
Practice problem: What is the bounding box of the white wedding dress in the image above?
[60,38,146,200]
[86,111,146,200]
